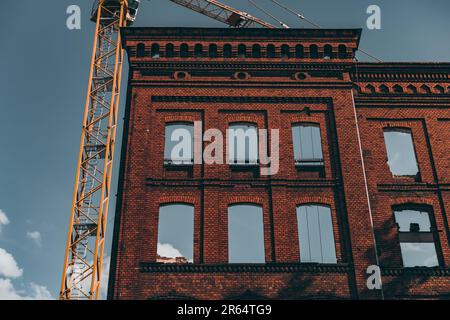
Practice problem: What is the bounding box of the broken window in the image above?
[309,44,318,58]
[165,43,174,58]
[338,45,347,59]
[295,44,304,58]
[383,128,419,176]
[238,44,247,58]
[136,43,145,57]
[157,204,194,264]
[394,207,439,267]
[194,44,203,58]
[228,123,258,165]
[223,44,232,58]
[292,124,324,166]
[297,205,337,263]
[209,44,218,58]
[228,204,265,263]
[324,45,333,59]
[252,44,261,58]
[281,44,290,58]
[164,123,194,165]
[266,44,275,58]
[151,43,160,58]
[180,43,189,58]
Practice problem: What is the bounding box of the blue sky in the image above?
[0,0,449,299]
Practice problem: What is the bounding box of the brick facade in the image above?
[107,28,450,300]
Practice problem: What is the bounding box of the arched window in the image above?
[379,84,389,93]
[295,44,304,58]
[292,124,324,166]
[393,84,403,93]
[157,204,194,263]
[365,84,376,94]
[151,43,160,58]
[383,128,419,176]
[420,84,431,94]
[165,43,174,58]
[223,44,232,58]
[281,44,290,58]
[323,45,333,59]
[252,44,261,58]
[266,44,276,58]
[180,43,189,58]
[297,204,336,263]
[228,204,265,263]
[164,123,194,165]
[237,44,247,58]
[309,44,318,58]
[228,123,258,165]
[136,43,145,57]
[394,206,439,267]
[406,84,417,94]
[194,44,203,58]
[435,85,445,94]
[338,45,347,59]
[208,44,218,58]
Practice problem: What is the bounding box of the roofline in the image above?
[121,27,362,42]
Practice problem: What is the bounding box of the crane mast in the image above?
[60,0,273,300]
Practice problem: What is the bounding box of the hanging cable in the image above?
[269,0,382,62]
[269,0,321,28]
[247,0,290,28]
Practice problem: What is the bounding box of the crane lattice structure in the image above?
[60,0,276,300]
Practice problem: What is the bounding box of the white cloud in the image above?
[0,209,10,233]
[0,247,52,300]
[157,243,182,258]
[0,248,23,278]
[26,231,42,246]
[0,278,53,300]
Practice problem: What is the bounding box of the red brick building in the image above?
[108,27,450,300]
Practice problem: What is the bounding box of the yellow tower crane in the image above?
[60,0,277,300]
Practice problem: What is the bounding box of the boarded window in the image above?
[164,123,194,165]
[383,129,419,176]
[157,204,194,263]
[292,124,324,166]
[297,205,337,263]
[228,204,265,263]
[228,123,258,164]
[394,208,439,267]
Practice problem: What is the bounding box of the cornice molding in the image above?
[151,96,332,104]
[381,267,450,277]
[139,262,351,274]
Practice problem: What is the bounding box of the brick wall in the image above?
[107,28,450,300]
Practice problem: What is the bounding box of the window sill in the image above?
[139,262,350,274]
[295,162,325,177]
